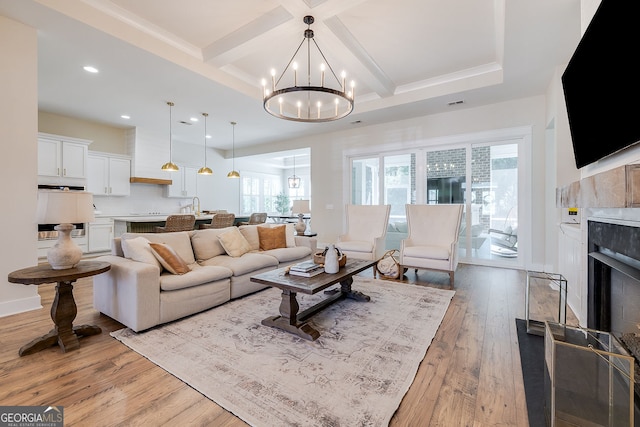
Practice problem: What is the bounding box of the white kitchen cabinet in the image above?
[38,133,91,184]
[88,152,131,196]
[167,166,198,198]
[88,217,114,253]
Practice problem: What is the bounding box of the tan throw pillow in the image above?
[149,242,191,275]
[121,236,160,268]
[258,225,287,251]
[217,227,251,257]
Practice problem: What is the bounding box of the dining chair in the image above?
[154,214,196,233]
[200,213,236,229]
[237,212,267,226]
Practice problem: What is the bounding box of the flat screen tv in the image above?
[561,0,640,169]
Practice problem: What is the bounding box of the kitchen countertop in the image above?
[111,214,214,222]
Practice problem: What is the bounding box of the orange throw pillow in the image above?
[257,225,287,251]
[149,242,191,275]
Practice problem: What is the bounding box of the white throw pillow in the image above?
[217,227,251,257]
[121,236,160,268]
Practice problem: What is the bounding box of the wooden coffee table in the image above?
[250,259,375,341]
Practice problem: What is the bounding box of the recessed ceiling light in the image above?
[190,117,198,122]
[121,115,130,119]
[206,134,212,139]
[83,66,99,73]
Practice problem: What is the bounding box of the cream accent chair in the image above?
[336,204,391,275]
[400,204,463,287]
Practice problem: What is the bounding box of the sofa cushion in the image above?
[262,246,312,263]
[149,242,191,275]
[218,227,251,257]
[121,232,196,265]
[121,236,160,268]
[191,228,233,261]
[159,264,232,291]
[200,252,278,276]
[258,225,287,250]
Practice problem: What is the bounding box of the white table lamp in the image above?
[291,200,310,234]
[37,189,95,269]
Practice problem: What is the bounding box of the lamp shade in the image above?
[37,189,95,224]
[291,199,310,214]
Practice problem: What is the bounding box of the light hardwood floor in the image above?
[0,264,548,426]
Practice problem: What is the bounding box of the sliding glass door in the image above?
[349,141,520,266]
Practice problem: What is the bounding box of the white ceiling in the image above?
[0,0,581,151]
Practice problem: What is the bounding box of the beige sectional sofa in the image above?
[93,224,315,332]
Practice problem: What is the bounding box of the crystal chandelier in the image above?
[262,16,355,123]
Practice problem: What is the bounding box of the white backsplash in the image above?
[92,183,190,216]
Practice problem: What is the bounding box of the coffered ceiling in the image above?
[0,0,581,150]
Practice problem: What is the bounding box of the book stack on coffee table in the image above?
[289,261,324,278]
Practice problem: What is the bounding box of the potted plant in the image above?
[274,192,290,215]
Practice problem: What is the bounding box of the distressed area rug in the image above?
[111,277,454,427]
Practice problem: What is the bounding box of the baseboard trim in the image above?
[0,294,42,318]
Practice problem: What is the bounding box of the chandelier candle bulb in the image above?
[341,71,346,91]
[320,64,325,87]
[271,69,276,92]
[293,62,298,86]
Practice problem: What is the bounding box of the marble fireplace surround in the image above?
[557,164,640,209]
[558,163,640,333]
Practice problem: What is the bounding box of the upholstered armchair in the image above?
[336,204,391,267]
[399,204,463,287]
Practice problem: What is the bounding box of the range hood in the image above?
[127,128,173,185]
[130,177,172,185]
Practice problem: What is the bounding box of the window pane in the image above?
[384,154,414,218]
[471,143,518,262]
[351,158,379,205]
[383,154,414,250]
[240,173,282,214]
[426,148,466,204]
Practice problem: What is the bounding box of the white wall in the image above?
[234,96,550,269]
[0,16,41,317]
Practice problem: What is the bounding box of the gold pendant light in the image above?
[197,112,213,175]
[161,101,179,172]
[227,121,240,178]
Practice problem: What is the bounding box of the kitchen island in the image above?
[112,214,250,236]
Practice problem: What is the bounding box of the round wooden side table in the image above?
[8,261,111,356]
